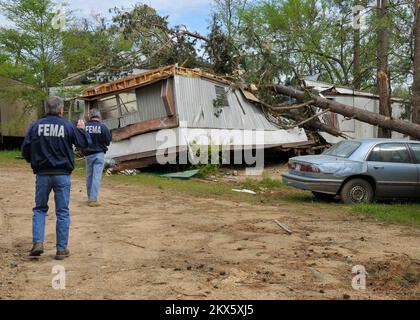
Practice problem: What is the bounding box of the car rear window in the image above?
[322,141,361,158]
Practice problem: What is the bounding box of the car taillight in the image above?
[288,162,296,170]
[292,162,320,173]
[301,164,320,173]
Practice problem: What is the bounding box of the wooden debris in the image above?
[273,219,293,235]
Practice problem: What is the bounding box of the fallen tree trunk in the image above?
[257,99,347,138]
[270,84,420,140]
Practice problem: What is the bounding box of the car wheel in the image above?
[312,191,336,202]
[340,178,374,204]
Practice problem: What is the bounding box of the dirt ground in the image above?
[1,165,419,300]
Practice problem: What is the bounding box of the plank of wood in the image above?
[273,219,293,235]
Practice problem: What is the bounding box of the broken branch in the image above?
[268,100,315,112]
[285,109,331,129]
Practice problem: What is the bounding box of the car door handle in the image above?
[374,166,385,170]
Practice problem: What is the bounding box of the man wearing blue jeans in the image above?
[22,97,91,260]
[83,109,112,207]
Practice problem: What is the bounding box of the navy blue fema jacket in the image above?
[22,114,92,176]
[82,120,112,156]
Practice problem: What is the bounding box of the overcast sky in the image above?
[0,0,213,35]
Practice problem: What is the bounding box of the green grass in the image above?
[352,203,420,226]
[105,172,309,205]
[195,164,220,178]
[239,176,288,190]
[0,150,24,166]
[107,173,261,202]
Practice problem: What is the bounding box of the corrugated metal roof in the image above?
[303,79,404,102]
[174,75,280,131]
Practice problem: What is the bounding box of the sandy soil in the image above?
[0,165,419,300]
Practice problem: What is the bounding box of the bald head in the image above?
[46,97,64,115]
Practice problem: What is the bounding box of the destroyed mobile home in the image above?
[78,65,420,171]
[78,66,309,171]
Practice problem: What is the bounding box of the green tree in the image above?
[110,4,204,71]
[0,0,64,91]
[413,0,420,126]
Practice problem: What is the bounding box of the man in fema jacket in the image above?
[82,109,112,207]
[22,97,92,260]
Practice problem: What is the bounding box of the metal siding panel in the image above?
[120,112,142,128]
[174,75,280,131]
[103,118,120,130]
[136,82,167,122]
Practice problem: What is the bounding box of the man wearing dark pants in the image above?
[22,97,91,260]
[83,109,112,207]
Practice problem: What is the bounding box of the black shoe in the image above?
[29,243,44,257]
[55,249,70,260]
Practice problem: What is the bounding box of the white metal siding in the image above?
[136,81,167,121]
[320,95,407,143]
[174,75,280,131]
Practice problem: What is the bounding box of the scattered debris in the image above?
[273,219,293,235]
[365,255,420,297]
[117,240,146,249]
[232,189,257,195]
[309,267,326,282]
[161,169,199,180]
[106,169,140,176]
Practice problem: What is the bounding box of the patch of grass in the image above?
[0,150,24,166]
[352,203,420,226]
[105,172,309,206]
[195,164,220,178]
[239,176,288,191]
[107,173,260,201]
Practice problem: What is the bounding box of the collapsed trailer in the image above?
[79,66,310,170]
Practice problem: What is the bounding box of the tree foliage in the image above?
[0,0,417,114]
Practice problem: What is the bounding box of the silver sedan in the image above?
[282,139,420,204]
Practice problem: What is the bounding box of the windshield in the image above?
[323,141,361,158]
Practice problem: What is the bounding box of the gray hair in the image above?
[46,96,64,115]
[89,109,102,120]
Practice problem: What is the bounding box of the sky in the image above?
[0,0,214,35]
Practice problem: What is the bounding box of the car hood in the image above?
[290,155,367,177]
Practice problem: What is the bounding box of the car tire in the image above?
[340,178,374,204]
[312,191,336,202]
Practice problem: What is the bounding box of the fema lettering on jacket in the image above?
[85,125,102,134]
[38,124,65,138]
